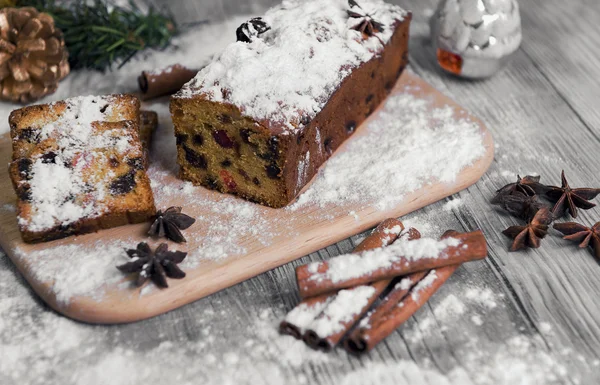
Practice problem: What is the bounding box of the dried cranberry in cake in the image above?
[212,130,235,148]
[8,94,156,243]
[220,170,237,191]
[171,0,410,208]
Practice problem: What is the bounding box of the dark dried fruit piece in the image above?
[40,152,57,164]
[266,164,281,179]
[324,137,333,155]
[17,158,32,178]
[236,17,271,43]
[19,128,40,143]
[127,157,145,170]
[193,134,204,145]
[240,129,252,144]
[17,185,31,202]
[218,114,232,124]
[183,146,207,169]
[176,134,188,145]
[221,159,232,168]
[205,176,219,189]
[253,177,261,186]
[238,168,250,181]
[346,120,357,133]
[148,206,196,243]
[212,130,235,148]
[110,171,137,195]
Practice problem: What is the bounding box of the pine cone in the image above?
[0,7,70,103]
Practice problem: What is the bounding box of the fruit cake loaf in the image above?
[9,94,156,243]
[170,0,411,208]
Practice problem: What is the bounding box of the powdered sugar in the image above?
[14,95,139,233]
[13,239,133,304]
[308,285,376,337]
[290,91,486,210]
[308,237,461,283]
[178,0,407,131]
[283,299,330,334]
[410,270,438,301]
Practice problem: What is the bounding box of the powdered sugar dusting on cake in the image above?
[177,0,407,131]
[16,95,140,233]
[308,236,461,283]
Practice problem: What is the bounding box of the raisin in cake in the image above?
[171,0,411,208]
[9,94,156,243]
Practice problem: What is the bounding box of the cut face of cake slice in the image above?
[171,0,411,208]
[8,94,156,243]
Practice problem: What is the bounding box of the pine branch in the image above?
[12,0,178,71]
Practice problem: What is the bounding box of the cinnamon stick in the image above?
[344,264,459,354]
[296,230,487,299]
[344,230,460,354]
[138,64,198,100]
[302,279,389,351]
[279,218,404,341]
[301,226,423,350]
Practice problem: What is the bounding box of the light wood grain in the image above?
[0,72,493,323]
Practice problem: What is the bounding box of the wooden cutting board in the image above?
[0,72,494,324]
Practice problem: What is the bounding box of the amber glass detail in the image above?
[437,48,463,75]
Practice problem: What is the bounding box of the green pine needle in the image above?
[13,0,178,71]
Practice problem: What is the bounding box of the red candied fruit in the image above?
[219,170,237,191]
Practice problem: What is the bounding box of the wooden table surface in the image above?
[2,0,600,384]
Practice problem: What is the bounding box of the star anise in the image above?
[545,171,600,218]
[117,242,187,288]
[491,175,546,204]
[236,17,271,43]
[148,206,195,243]
[347,0,384,38]
[495,191,548,220]
[502,207,553,251]
[554,221,600,261]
